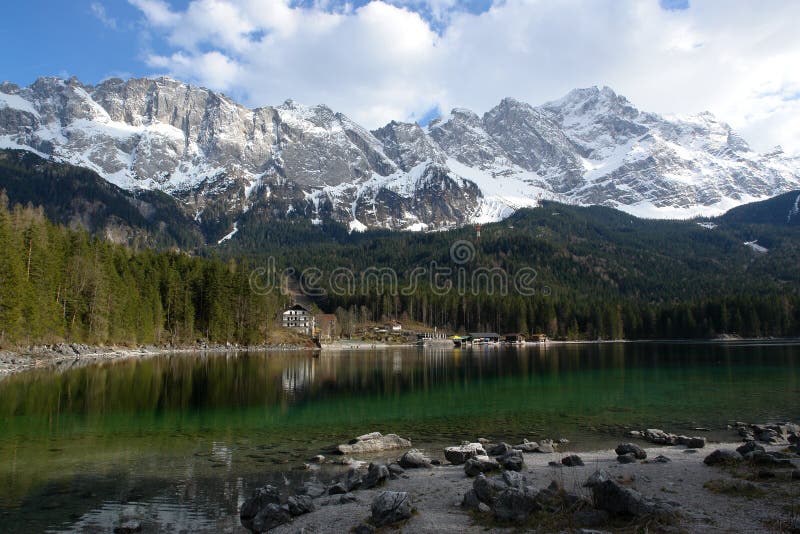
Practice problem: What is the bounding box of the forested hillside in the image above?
[0,192,285,348]
[223,199,800,340]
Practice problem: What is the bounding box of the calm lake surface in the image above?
[0,342,798,532]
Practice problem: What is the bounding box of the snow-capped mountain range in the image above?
[1,76,798,235]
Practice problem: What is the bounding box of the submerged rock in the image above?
[736,441,765,456]
[371,491,412,526]
[336,432,411,454]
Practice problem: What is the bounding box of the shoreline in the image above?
[2,336,799,379]
[267,435,800,533]
[0,342,318,380]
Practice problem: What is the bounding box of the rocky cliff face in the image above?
[1,77,798,239]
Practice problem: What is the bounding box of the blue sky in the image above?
[2,1,800,154]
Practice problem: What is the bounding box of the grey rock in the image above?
[745,450,793,467]
[573,508,611,528]
[297,480,327,499]
[592,479,660,517]
[536,439,557,453]
[704,449,743,466]
[398,448,432,468]
[362,462,390,489]
[493,487,540,522]
[562,454,585,467]
[513,439,540,452]
[387,463,405,476]
[685,437,707,449]
[461,489,482,510]
[501,470,527,490]
[617,453,638,464]
[328,483,348,495]
[340,467,363,492]
[337,432,412,454]
[651,455,672,464]
[487,442,513,456]
[736,441,765,456]
[251,503,291,533]
[370,491,412,526]
[584,469,612,488]
[444,443,486,465]
[287,495,316,516]
[464,455,500,477]
[352,524,375,534]
[240,485,280,531]
[338,493,359,504]
[615,443,647,459]
[472,474,507,505]
[499,450,524,471]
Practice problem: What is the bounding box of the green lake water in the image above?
[0,341,798,532]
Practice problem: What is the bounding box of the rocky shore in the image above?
[0,342,316,379]
[237,424,800,533]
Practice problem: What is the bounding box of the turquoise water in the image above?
[0,342,798,531]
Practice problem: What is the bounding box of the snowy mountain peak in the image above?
[1,75,799,235]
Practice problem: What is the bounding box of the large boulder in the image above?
[592,480,660,517]
[493,487,540,522]
[398,449,432,468]
[465,455,500,477]
[240,485,280,531]
[704,449,743,466]
[472,474,507,505]
[444,443,486,465]
[337,432,412,454]
[617,453,637,464]
[370,491,412,526]
[615,443,647,459]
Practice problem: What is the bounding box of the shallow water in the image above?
[0,341,798,532]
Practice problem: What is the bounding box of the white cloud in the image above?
[91,2,118,29]
[128,0,800,154]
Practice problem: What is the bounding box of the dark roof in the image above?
[286,304,310,311]
[469,332,500,338]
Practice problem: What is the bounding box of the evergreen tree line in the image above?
[326,289,800,340]
[0,193,285,347]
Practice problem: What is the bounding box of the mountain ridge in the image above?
[1,76,798,239]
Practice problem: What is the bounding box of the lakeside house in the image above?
[529,333,548,342]
[503,333,526,343]
[316,314,338,341]
[281,304,316,336]
[469,332,501,343]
